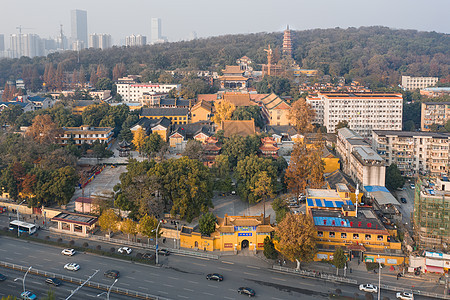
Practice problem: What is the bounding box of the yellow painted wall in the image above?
[169,136,184,148]
[180,231,271,251]
[323,157,340,173]
[314,250,406,266]
[191,107,210,123]
[153,129,168,142]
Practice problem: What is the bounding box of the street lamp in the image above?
[152,220,163,265]
[16,200,26,237]
[97,278,118,300]
[14,266,32,293]
[377,255,382,300]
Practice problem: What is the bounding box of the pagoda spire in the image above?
[283,25,293,57]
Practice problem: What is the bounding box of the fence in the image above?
[89,235,219,260]
[0,260,171,300]
[272,265,450,299]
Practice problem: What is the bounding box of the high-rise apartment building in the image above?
[319,92,403,137]
[401,76,439,91]
[125,34,147,47]
[89,34,112,50]
[151,18,161,44]
[10,34,43,58]
[421,102,450,131]
[371,130,450,176]
[71,9,88,49]
[0,34,4,52]
[306,96,324,125]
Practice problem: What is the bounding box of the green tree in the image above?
[98,209,120,237]
[182,139,203,160]
[332,247,347,276]
[49,166,78,206]
[222,135,248,168]
[95,77,113,91]
[335,120,349,132]
[132,127,146,154]
[142,132,164,158]
[232,106,264,128]
[403,120,416,131]
[385,164,405,191]
[82,103,110,127]
[121,218,138,242]
[198,212,217,236]
[91,140,113,160]
[271,197,290,224]
[139,214,159,239]
[263,236,278,259]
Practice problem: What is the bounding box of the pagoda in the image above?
[117,140,131,157]
[282,25,293,57]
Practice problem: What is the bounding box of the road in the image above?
[394,183,416,232]
[0,237,435,300]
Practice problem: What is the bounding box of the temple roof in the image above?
[221,120,256,137]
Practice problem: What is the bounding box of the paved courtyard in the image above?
[211,193,276,221]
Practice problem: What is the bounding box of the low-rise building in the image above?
[116,76,180,103]
[258,93,291,126]
[140,107,189,125]
[58,125,114,145]
[51,212,97,237]
[401,76,438,91]
[191,100,213,123]
[421,102,450,131]
[218,66,249,90]
[220,120,256,138]
[130,117,171,141]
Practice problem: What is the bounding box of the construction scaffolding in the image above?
[413,176,450,251]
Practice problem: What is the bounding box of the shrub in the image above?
[69,240,75,245]
[263,236,278,259]
[82,242,89,248]
[335,289,342,295]
[96,245,101,250]
[57,238,62,243]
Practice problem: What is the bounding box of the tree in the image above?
[212,100,235,125]
[82,103,110,127]
[139,214,159,239]
[112,63,126,81]
[95,77,113,91]
[288,98,315,134]
[271,197,290,224]
[275,213,316,268]
[385,164,405,190]
[198,212,216,236]
[132,127,146,154]
[26,114,62,144]
[335,120,349,132]
[91,140,113,159]
[403,120,415,131]
[332,247,347,276]
[142,132,164,158]
[232,106,264,128]
[263,236,278,259]
[251,171,275,219]
[121,218,138,242]
[222,135,248,168]
[98,209,120,237]
[182,139,203,160]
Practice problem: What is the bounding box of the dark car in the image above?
[238,287,255,297]
[0,273,6,281]
[45,277,62,286]
[142,253,154,260]
[206,273,223,281]
[104,270,120,279]
[400,198,407,204]
[158,249,170,256]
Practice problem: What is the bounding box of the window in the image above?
[62,223,70,231]
[329,232,335,238]
[317,231,323,237]
[353,233,359,239]
[365,234,371,240]
[74,225,83,233]
[377,235,383,241]
[341,233,347,239]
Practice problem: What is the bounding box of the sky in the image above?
[1,0,449,48]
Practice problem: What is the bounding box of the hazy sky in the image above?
[1,0,449,47]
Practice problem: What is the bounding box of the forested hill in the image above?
[0,26,449,88]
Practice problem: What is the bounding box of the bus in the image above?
[9,220,37,235]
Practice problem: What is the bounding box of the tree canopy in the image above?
[385,164,406,190]
[198,212,217,236]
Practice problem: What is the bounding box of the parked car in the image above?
[118,247,132,255]
[20,291,37,300]
[359,284,378,293]
[410,184,415,189]
[400,198,407,204]
[142,253,154,260]
[45,277,62,286]
[64,263,80,271]
[0,273,6,281]
[396,292,414,300]
[61,248,76,256]
[238,287,255,297]
[206,273,223,281]
[158,249,170,256]
[104,270,120,279]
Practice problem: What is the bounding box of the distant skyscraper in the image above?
[282,25,293,57]
[151,18,162,44]
[10,33,43,58]
[0,34,4,52]
[89,34,112,50]
[71,9,88,49]
[126,34,147,47]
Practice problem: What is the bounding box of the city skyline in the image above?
[0,0,449,50]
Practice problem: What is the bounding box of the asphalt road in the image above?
[0,236,435,300]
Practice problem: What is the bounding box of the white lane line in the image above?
[138,286,148,290]
[121,282,130,286]
[144,279,154,283]
[203,292,214,296]
[243,272,257,276]
[218,267,232,271]
[207,284,219,288]
[128,276,136,280]
[4,257,12,260]
[183,288,194,292]
[271,277,286,281]
[178,296,189,299]
[43,258,52,261]
[158,291,168,295]
[192,262,206,266]
[28,255,37,258]
[163,283,174,287]
[228,289,235,292]
[187,280,198,284]
[272,297,284,300]
[168,276,178,280]
[224,297,235,300]
[247,265,260,269]
[34,264,43,267]
[0,249,6,252]
[222,261,234,265]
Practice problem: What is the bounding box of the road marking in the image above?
[4,257,12,260]
[43,258,52,261]
[128,276,136,279]
[222,261,234,265]
[243,272,257,276]
[34,264,43,267]
[224,297,235,300]
[192,262,206,266]
[183,288,194,292]
[28,255,37,258]
[158,291,168,294]
[228,289,236,292]
[138,286,148,290]
[272,297,284,300]
[203,292,214,296]
[247,265,260,269]
[163,283,174,287]
[187,280,198,284]
[144,280,154,283]
[0,249,6,252]
[168,276,179,280]
[271,277,286,281]
[218,267,232,271]
[178,296,189,299]
[207,284,219,288]
[121,282,130,286]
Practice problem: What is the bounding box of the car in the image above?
[238,287,255,297]
[400,197,407,204]
[396,292,414,300]
[20,291,37,300]
[118,247,132,255]
[206,273,223,281]
[45,277,62,286]
[158,249,170,256]
[61,248,76,256]
[142,253,154,260]
[64,263,80,271]
[410,184,415,189]
[359,284,378,293]
[104,270,120,279]
[0,273,6,281]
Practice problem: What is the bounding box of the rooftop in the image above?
[312,207,387,231]
[307,188,340,199]
[51,212,97,226]
[373,130,450,139]
[141,107,189,117]
[352,146,384,165]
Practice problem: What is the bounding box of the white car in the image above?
[396,292,414,300]
[359,284,378,293]
[118,247,132,255]
[61,248,76,256]
[64,263,80,271]
[410,184,415,189]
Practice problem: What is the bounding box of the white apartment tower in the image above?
[10,33,43,58]
[320,92,403,138]
[401,76,439,91]
[89,34,112,50]
[306,96,324,125]
[151,18,161,44]
[71,9,88,49]
[126,34,147,47]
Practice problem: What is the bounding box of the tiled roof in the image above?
[218,76,248,81]
[197,94,219,102]
[171,121,214,138]
[221,93,256,107]
[222,65,244,75]
[191,100,212,112]
[263,125,298,137]
[259,93,291,110]
[141,107,189,117]
[221,120,256,137]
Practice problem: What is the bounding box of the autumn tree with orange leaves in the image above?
[275,213,316,267]
[288,98,316,134]
[26,114,62,144]
[212,100,235,125]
